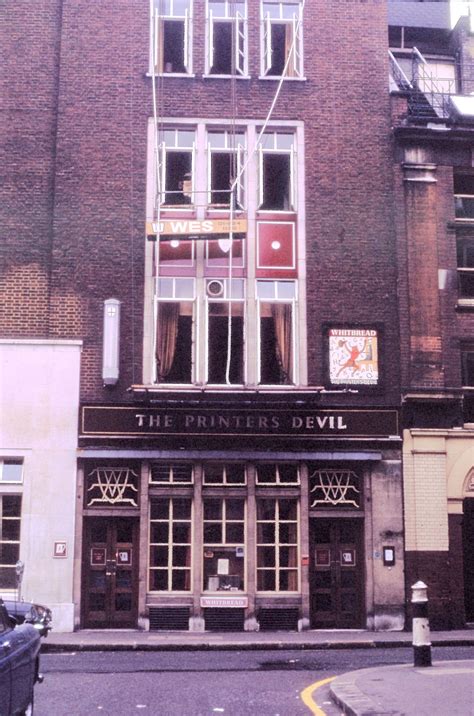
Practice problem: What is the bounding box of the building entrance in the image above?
[309,519,364,628]
[463,498,474,622]
[81,517,139,628]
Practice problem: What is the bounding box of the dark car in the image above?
[0,598,42,715]
[3,601,52,638]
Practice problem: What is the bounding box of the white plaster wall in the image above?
[0,340,82,632]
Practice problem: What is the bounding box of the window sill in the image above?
[202,74,251,80]
[456,298,474,308]
[131,384,308,393]
[258,75,307,82]
[146,72,196,79]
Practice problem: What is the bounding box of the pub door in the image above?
[82,517,139,629]
[310,519,364,629]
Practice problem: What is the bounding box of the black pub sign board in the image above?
[80,400,399,448]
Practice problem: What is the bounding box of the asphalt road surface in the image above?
[35,646,473,716]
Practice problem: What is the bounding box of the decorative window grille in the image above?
[309,469,361,509]
[86,466,139,507]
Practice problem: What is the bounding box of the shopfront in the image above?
[75,396,404,631]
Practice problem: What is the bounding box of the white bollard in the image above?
[411,580,432,667]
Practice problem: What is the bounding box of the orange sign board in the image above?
[146,217,247,237]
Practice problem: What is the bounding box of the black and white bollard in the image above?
[411,580,432,667]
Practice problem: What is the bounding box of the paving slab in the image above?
[330,659,474,716]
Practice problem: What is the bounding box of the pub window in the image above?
[456,237,474,298]
[203,498,245,591]
[159,129,195,206]
[155,278,195,384]
[0,459,23,483]
[151,0,192,74]
[149,497,192,591]
[257,279,296,385]
[261,1,303,78]
[258,132,296,211]
[461,346,474,422]
[0,495,22,589]
[207,130,245,208]
[207,1,247,76]
[257,498,298,592]
[207,279,245,385]
[150,463,193,484]
[256,463,299,485]
[203,464,246,485]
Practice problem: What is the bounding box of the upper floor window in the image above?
[208,130,245,208]
[207,1,247,76]
[159,129,195,206]
[0,495,22,589]
[257,280,296,385]
[155,277,195,383]
[259,132,296,211]
[261,1,303,78]
[0,459,23,483]
[152,0,192,75]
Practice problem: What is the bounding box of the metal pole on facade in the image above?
[411,580,432,667]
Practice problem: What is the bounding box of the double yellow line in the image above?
[300,675,336,715]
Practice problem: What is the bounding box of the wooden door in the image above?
[310,519,364,628]
[82,517,138,628]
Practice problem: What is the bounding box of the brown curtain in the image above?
[156,302,179,381]
[271,303,293,383]
[285,24,296,77]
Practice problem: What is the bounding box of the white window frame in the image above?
[207,130,246,208]
[206,1,248,76]
[260,1,303,78]
[151,0,193,75]
[0,494,22,591]
[256,279,298,386]
[203,497,246,592]
[0,459,24,484]
[155,277,196,385]
[256,463,300,485]
[158,129,196,206]
[148,496,193,593]
[258,132,296,211]
[149,463,194,485]
[205,279,246,386]
[256,497,300,593]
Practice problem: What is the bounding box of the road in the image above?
[34,646,473,716]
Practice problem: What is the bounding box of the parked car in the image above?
[0,598,43,715]
[3,600,52,638]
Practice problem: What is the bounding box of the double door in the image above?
[82,517,138,628]
[310,519,364,629]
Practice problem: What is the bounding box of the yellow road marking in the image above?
[300,675,336,715]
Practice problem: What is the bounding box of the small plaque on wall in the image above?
[53,541,67,558]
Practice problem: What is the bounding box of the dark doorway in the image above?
[309,519,364,628]
[463,498,474,622]
[82,517,139,629]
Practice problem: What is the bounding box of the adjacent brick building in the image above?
[0,0,471,632]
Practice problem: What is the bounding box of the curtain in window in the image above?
[156,302,180,381]
[271,303,293,383]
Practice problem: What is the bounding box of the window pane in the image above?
[175,279,195,298]
[277,281,296,299]
[257,464,276,483]
[279,522,297,544]
[203,523,222,543]
[257,499,275,521]
[208,306,244,384]
[163,20,186,73]
[226,464,246,484]
[173,522,191,543]
[150,499,169,520]
[2,521,20,541]
[150,523,169,543]
[204,500,222,520]
[2,496,21,517]
[261,154,291,209]
[172,546,190,566]
[226,499,244,520]
[204,464,224,484]
[257,570,275,590]
[172,569,190,590]
[2,461,23,483]
[257,522,275,543]
[279,569,298,591]
[165,152,192,204]
[156,304,192,384]
[226,523,244,543]
[279,499,297,521]
[278,464,298,483]
[257,546,276,567]
[173,498,192,520]
[150,546,168,567]
[256,281,275,299]
[150,570,168,590]
[210,22,233,75]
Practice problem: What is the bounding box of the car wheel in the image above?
[19,691,34,716]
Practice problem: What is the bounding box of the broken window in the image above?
[159,129,195,205]
[208,130,245,207]
[155,278,194,384]
[152,0,192,74]
[261,1,303,77]
[257,280,296,385]
[259,132,295,210]
[207,1,247,76]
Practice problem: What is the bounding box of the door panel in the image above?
[310,519,364,628]
[82,517,138,628]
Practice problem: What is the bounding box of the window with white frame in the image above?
[257,280,296,385]
[152,0,192,74]
[159,129,195,206]
[150,463,193,484]
[203,463,246,485]
[155,278,195,383]
[259,132,296,211]
[207,279,245,384]
[261,1,303,78]
[206,1,247,76]
[207,130,245,208]
[0,495,22,589]
[0,459,23,483]
[256,463,299,485]
[149,497,192,591]
[203,498,245,591]
[256,497,299,591]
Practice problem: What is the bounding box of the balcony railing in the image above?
[455,195,474,220]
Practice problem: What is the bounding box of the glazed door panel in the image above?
[310,519,364,629]
[82,517,138,629]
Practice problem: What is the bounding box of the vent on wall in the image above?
[204,608,245,632]
[149,607,190,631]
[206,279,225,297]
[258,608,299,631]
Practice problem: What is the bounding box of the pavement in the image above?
[42,628,474,715]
